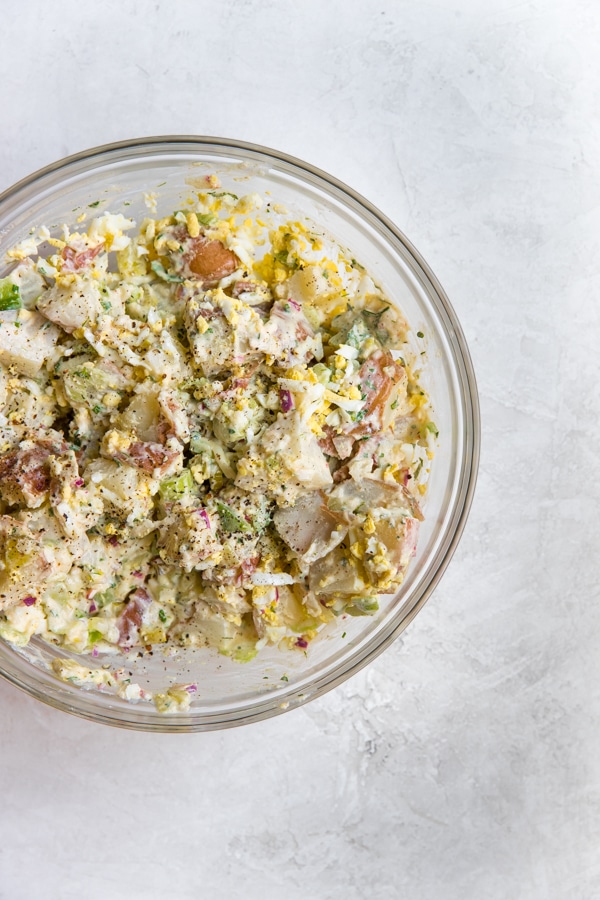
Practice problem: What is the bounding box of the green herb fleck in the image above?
[362,306,389,328]
[88,200,101,208]
[151,260,184,283]
[158,609,167,623]
[280,674,289,682]
[209,191,239,201]
[417,331,424,339]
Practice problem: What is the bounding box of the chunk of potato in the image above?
[0,310,60,377]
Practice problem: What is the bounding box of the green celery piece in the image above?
[346,597,379,617]
[159,469,196,502]
[0,278,21,311]
[196,212,218,227]
[422,421,439,439]
[216,500,252,534]
[190,432,211,454]
[231,643,258,663]
[310,363,331,386]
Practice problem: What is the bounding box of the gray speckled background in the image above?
[1,1,599,897]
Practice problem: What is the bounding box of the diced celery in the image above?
[421,421,439,439]
[346,597,379,617]
[219,640,258,663]
[311,362,332,386]
[0,278,21,311]
[196,212,218,227]
[93,588,115,610]
[190,432,210,454]
[0,621,29,646]
[292,617,321,633]
[216,500,252,534]
[159,468,196,502]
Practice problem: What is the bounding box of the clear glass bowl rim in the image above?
[0,136,481,731]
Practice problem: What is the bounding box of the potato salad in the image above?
[0,184,436,685]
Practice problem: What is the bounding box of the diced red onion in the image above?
[89,601,97,614]
[279,389,294,412]
[132,570,144,579]
[108,536,119,547]
[198,509,211,529]
[295,637,308,649]
[92,646,99,658]
[287,298,301,310]
[74,478,85,488]
[22,596,36,607]
[185,684,198,693]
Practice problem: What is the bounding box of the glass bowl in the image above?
[0,137,480,731]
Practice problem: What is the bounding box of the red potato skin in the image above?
[112,441,179,475]
[117,588,151,646]
[0,447,51,497]
[319,352,405,459]
[231,280,260,298]
[61,243,104,271]
[0,438,71,506]
[353,351,404,437]
[185,236,239,287]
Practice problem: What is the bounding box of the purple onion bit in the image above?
[295,637,308,649]
[279,389,294,413]
[198,509,211,529]
[185,684,198,694]
[22,596,37,607]
[89,601,97,614]
[73,478,85,488]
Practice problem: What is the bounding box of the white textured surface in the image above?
[1,1,599,898]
